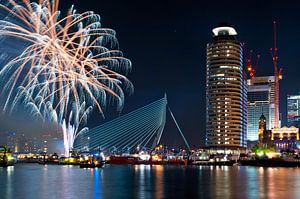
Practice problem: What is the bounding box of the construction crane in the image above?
[270,21,283,128]
[246,49,261,79]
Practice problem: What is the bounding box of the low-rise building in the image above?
[271,126,299,150]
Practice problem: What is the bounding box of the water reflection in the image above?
[93,168,102,199]
[1,165,300,199]
[153,165,164,199]
[137,165,151,198]
[256,167,300,199]
[5,166,14,199]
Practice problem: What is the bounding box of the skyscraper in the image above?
[206,23,247,151]
[287,94,300,127]
[247,76,276,141]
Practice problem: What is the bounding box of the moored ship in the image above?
[110,155,140,164]
[109,154,188,165]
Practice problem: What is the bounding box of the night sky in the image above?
[1,0,300,147]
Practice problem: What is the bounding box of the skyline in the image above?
[1,2,300,199]
[0,0,300,147]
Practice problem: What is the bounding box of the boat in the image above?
[59,156,80,165]
[110,155,139,164]
[109,154,190,165]
[167,158,188,165]
[79,154,104,168]
[190,153,237,166]
[149,158,188,165]
[192,160,235,166]
[38,153,60,165]
[0,146,14,167]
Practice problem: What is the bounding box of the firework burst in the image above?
[0,0,133,156]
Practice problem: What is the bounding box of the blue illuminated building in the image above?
[287,94,300,128]
[247,76,275,141]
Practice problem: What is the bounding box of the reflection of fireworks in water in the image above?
[0,0,133,156]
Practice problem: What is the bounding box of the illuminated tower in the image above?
[206,23,247,151]
[258,113,266,144]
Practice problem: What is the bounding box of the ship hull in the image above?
[110,156,139,164]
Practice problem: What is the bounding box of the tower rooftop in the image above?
[212,23,237,36]
[259,113,266,120]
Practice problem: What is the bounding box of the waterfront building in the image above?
[258,113,272,146]
[247,76,276,141]
[206,23,247,152]
[271,126,299,150]
[256,115,298,150]
[6,132,19,153]
[287,94,300,128]
[6,133,38,153]
[1,131,63,154]
[27,137,39,153]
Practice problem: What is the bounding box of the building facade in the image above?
[287,94,300,128]
[6,132,39,153]
[206,23,247,150]
[271,126,299,150]
[247,76,276,141]
[258,113,272,146]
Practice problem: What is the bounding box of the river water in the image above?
[1,164,300,199]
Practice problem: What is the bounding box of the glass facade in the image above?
[206,25,247,149]
[287,95,300,127]
[247,76,275,141]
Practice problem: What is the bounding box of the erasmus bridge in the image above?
[74,95,190,153]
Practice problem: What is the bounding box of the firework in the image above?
[0,0,133,156]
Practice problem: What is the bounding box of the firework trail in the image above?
[0,0,133,156]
